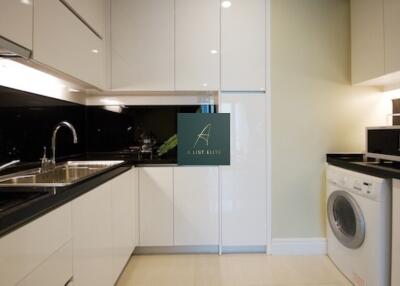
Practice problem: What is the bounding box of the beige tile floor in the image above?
[117,254,352,286]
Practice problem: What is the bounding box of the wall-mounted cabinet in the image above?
[111,0,175,91]
[221,0,266,91]
[62,0,106,38]
[0,0,33,50]
[351,0,400,87]
[175,0,220,90]
[33,0,106,89]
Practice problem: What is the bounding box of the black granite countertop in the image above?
[0,152,180,238]
[327,153,400,179]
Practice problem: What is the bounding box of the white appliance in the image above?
[326,165,391,286]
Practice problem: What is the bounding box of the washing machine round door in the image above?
[327,190,365,249]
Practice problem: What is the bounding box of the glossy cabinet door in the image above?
[174,167,219,245]
[72,183,113,286]
[111,0,175,90]
[384,0,400,75]
[34,0,106,89]
[220,92,267,247]
[111,170,134,283]
[351,0,385,84]
[63,0,106,38]
[175,0,220,90]
[17,241,73,286]
[139,167,174,246]
[0,0,33,49]
[0,204,72,285]
[132,168,140,249]
[221,0,266,91]
[392,180,400,286]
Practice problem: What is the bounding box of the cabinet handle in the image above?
[65,276,73,286]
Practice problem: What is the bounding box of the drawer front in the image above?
[0,203,72,285]
[17,241,73,286]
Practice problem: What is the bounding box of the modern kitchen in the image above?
[0,0,400,286]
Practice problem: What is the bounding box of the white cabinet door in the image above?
[72,183,113,286]
[34,0,106,89]
[392,180,400,286]
[0,0,32,50]
[220,92,267,247]
[0,204,72,286]
[384,0,400,75]
[17,241,73,286]
[174,167,219,246]
[221,0,266,91]
[351,0,385,84]
[139,167,174,246]
[111,170,134,283]
[175,0,220,90]
[63,0,106,38]
[111,0,175,90]
[132,168,140,249]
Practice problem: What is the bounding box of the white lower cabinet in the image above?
[111,170,134,283]
[139,167,174,246]
[72,183,114,286]
[173,167,219,246]
[0,204,72,286]
[17,241,73,286]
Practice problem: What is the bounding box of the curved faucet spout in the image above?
[51,121,78,164]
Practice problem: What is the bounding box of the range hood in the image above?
[0,36,31,59]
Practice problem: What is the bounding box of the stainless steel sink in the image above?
[0,161,124,187]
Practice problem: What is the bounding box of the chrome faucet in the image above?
[51,121,78,165]
[0,160,20,172]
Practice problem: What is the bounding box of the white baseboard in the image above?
[269,238,327,256]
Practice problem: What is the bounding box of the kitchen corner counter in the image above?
[327,153,400,179]
[0,160,132,239]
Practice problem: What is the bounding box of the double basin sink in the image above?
[0,160,124,188]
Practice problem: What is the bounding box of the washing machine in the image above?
[326,165,391,286]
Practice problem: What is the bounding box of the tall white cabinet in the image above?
[175,0,220,90]
[221,0,266,91]
[220,92,267,248]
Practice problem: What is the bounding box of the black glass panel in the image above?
[0,86,86,165]
[333,196,356,237]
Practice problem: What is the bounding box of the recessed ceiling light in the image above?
[91,49,99,54]
[221,1,232,8]
[202,83,209,87]
[68,88,79,93]
[20,0,31,5]
[210,50,218,54]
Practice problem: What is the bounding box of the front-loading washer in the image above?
[326,165,391,286]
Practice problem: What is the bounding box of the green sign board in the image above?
[177,113,230,165]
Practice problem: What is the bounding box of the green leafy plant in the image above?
[157,134,177,157]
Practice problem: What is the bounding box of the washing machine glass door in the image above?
[328,190,365,249]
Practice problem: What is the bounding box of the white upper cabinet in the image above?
[384,0,400,75]
[351,0,385,84]
[221,0,266,91]
[62,0,106,38]
[175,0,220,90]
[33,0,106,89]
[112,0,175,90]
[173,167,219,246]
[351,0,400,87]
[139,167,174,246]
[0,0,33,50]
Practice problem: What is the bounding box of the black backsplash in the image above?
[0,86,85,165]
[0,85,214,165]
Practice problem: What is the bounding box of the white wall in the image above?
[271,0,392,238]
